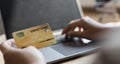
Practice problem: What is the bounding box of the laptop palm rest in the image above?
[39,36,100,63]
[39,47,65,62]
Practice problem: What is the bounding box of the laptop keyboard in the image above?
[55,35,66,43]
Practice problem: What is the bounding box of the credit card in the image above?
[12,23,56,48]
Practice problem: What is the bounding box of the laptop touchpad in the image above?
[51,38,99,56]
[39,47,65,62]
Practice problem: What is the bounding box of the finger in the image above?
[0,39,15,49]
[67,31,86,38]
[23,46,45,59]
[62,21,80,34]
[5,39,15,46]
[23,46,41,55]
[23,46,46,64]
[23,46,37,51]
[62,18,89,34]
[2,39,15,48]
[23,46,43,54]
[0,39,16,54]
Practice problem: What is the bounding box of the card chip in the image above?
[16,32,24,38]
[44,28,49,32]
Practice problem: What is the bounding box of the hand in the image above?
[62,16,106,40]
[0,39,46,64]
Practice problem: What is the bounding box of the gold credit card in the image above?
[12,23,56,48]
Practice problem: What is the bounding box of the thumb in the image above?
[23,46,38,52]
[0,39,16,53]
[67,31,86,38]
[23,46,44,58]
[23,46,46,64]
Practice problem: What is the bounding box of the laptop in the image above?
[0,0,100,63]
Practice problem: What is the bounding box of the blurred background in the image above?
[0,0,120,37]
[81,0,120,23]
[0,11,5,35]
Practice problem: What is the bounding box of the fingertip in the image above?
[10,39,16,45]
[23,46,36,51]
[62,28,68,35]
[25,46,35,49]
[62,31,64,35]
[11,39,15,42]
[62,31,67,35]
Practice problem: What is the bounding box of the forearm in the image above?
[103,23,120,32]
[96,23,120,41]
